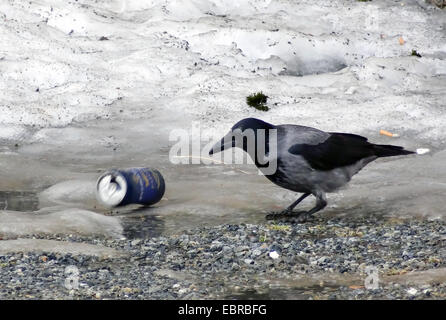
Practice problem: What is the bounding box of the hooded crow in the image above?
[209,118,415,222]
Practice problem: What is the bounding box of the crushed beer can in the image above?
[96,168,165,207]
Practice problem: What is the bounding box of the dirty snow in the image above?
[0,0,446,237]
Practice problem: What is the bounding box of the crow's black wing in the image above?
[288,133,376,171]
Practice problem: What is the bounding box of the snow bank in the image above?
[0,0,444,143]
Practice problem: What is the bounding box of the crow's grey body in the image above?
[262,124,376,194]
[210,118,414,222]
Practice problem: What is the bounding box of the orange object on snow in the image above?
[379,129,398,137]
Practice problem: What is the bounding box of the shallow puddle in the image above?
[1,116,446,239]
[0,191,39,212]
[226,285,338,300]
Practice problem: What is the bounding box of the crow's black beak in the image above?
[209,133,235,155]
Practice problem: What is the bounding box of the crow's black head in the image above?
[209,118,275,155]
[231,118,275,132]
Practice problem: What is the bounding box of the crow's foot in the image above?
[265,209,292,220]
[265,210,309,221]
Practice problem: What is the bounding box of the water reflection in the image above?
[0,191,39,212]
[120,210,165,239]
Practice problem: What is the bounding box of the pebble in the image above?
[0,216,445,299]
[407,288,418,295]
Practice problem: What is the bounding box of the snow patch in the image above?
[0,209,123,238]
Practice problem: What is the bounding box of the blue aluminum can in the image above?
[96,167,165,207]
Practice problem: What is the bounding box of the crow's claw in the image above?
[265,210,308,221]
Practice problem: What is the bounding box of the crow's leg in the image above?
[293,191,327,223]
[265,193,310,220]
[286,193,311,212]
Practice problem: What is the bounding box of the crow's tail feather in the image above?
[373,144,415,158]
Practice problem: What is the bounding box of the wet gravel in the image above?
[0,215,446,300]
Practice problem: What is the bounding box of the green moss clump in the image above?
[246,92,269,111]
[411,50,422,58]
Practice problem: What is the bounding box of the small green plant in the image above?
[428,0,445,9]
[411,49,422,57]
[268,223,291,232]
[246,92,269,111]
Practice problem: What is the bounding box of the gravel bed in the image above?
[0,215,445,299]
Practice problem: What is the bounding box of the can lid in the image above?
[96,172,127,207]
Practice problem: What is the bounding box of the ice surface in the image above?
[0,0,446,237]
[0,239,124,257]
[39,180,97,208]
